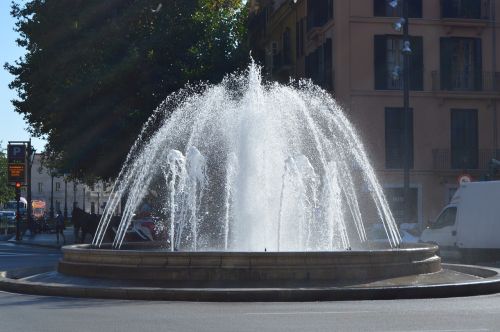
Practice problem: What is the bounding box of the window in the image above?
[307,0,333,31]
[37,182,43,193]
[451,109,478,169]
[441,0,482,19]
[305,38,333,90]
[385,107,414,169]
[440,38,482,91]
[373,0,422,18]
[55,182,61,192]
[55,200,61,212]
[374,35,423,90]
[430,207,457,229]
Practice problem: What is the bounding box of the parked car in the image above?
[0,211,17,224]
[420,180,500,262]
[368,223,419,244]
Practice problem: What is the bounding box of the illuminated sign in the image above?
[8,164,26,184]
[7,143,27,185]
[7,144,26,164]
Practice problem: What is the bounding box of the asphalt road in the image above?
[1,243,500,332]
[0,242,61,270]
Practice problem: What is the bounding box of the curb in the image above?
[1,265,500,302]
[6,240,63,250]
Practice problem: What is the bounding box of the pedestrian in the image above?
[56,210,66,245]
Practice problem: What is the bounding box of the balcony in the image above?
[441,0,490,20]
[432,148,500,171]
[431,71,500,94]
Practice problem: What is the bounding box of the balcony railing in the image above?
[441,0,490,20]
[432,71,500,93]
[432,148,500,170]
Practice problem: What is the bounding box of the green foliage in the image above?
[0,143,14,205]
[6,0,248,180]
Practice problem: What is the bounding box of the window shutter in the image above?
[328,0,334,20]
[464,0,481,18]
[373,0,385,16]
[410,36,423,90]
[440,37,452,90]
[374,35,387,90]
[441,0,452,18]
[324,38,333,90]
[409,0,422,18]
[451,109,478,169]
[474,38,482,91]
[296,22,299,58]
[385,108,414,169]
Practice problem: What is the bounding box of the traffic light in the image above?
[15,182,21,201]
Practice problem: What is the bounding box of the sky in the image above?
[0,0,46,151]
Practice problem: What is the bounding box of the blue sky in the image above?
[0,1,46,151]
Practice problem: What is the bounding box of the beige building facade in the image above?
[21,154,112,217]
[250,0,500,228]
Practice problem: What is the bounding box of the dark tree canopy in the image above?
[5,0,248,180]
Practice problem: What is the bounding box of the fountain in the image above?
[5,62,500,301]
[92,61,401,252]
[57,61,441,286]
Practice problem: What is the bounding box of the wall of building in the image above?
[22,154,112,217]
[250,0,500,228]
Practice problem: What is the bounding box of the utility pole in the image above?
[50,173,54,219]
[390,0,412,224]
[26,139,33,231]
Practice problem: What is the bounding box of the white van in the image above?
[420,181,500,262]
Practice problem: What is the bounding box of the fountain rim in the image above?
[65,242,438,255]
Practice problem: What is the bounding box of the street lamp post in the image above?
[64,176,68,219]
[50,172,55,219]
[73,182,77,209]
[402,0,411,224]
[83,186,86,212]
[390,0,412,224]
[26,139,35,230]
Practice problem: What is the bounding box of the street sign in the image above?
[8,164,26,184]
[7,143,27,185]
[7,144,26,164]
[458,174,472,185]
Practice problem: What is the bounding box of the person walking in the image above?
[56,210,66,245]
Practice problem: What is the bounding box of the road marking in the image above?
[245,311,377,315]
[389,329,489,332]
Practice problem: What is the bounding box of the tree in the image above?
[0,143,14,205]
[5,0,248,180]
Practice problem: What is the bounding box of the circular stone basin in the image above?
[58,243,441,287]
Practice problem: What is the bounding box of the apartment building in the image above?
[249,0,500,227]
[21,154,112,217]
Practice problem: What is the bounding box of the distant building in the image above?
[249,0,500,227]
[21,154,112,217]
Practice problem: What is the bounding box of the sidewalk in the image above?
[7,227,75,249]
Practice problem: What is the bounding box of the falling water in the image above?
[93,61,401,251]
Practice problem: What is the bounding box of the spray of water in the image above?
[93,61,401,250]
